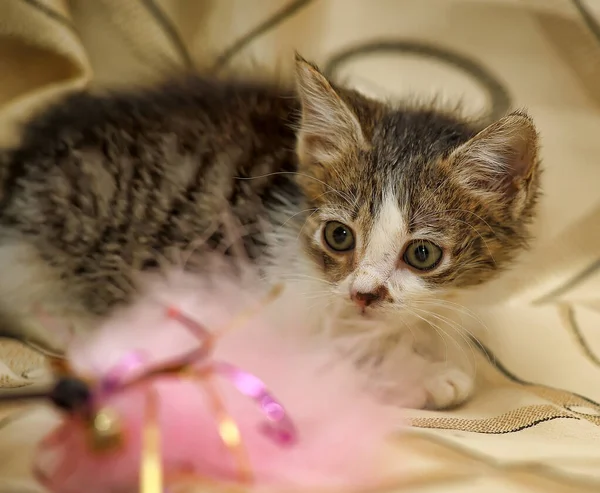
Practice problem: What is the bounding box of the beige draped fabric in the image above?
[1,1,600,491]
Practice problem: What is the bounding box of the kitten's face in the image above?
[293,56,540,315]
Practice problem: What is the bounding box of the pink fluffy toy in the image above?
[5,256,407,493]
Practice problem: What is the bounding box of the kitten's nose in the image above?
[350,287,387,309]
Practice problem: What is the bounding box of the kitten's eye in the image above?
[323,221,355,252]
[403,240,443,271]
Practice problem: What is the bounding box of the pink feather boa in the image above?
[34,262,408,493]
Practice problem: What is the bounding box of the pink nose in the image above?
[350,288,386,309]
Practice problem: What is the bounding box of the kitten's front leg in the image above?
[417,319,477,409]
[367,330,475,410]
[372,356,475,410]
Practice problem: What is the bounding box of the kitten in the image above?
[0,55,540,409]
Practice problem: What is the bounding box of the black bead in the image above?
[50,376,91,412]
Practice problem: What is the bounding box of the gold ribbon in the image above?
[141,388,163,493]
[137,283,284,492]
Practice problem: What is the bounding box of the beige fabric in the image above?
[1,0,600,491]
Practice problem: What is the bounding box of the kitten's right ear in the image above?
[294,53,366,166]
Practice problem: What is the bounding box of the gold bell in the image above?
[89,407,123,452]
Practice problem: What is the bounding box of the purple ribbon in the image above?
[213,362,297,446]
[100,351,148,393]
[94,308,297,448]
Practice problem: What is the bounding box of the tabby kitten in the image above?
[0,55,540,409]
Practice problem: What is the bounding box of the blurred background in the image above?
[1,1,599,250]
[0,1,600,491]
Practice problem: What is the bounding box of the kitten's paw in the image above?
[424,365,474,410]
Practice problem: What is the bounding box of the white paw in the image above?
[424,365,474,410]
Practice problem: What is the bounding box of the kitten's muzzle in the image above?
[350,286,388,309]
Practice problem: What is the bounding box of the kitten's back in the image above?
[0,75,301,330]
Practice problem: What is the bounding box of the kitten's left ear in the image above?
[447,111,539,200]
[294,53,367,166]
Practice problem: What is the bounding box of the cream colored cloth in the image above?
[1,0,600,492]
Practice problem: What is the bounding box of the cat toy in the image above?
[35,284,291,493]
[0,265,403,493]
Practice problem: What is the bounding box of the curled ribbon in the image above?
[35,284,296,493]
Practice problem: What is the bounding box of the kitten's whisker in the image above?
[235,171,355,208]
[413,299,491,334]
[178,219,223,270]
[429,312,483,372]
[299,294,334,304]
[296,288,335,296]
[280,272,335,284]
[412,302,493,363]
[211,219,263,261]
[297,208,321,242]
[306,298,335,315]
[282,280,335,290]
[219,210,258,280]
[410,306,479,372]
[299,293,333,300]
[415,303,495,366]
[274,207,318,231]
[387,311,419,350]
[415,306,482,366]
[404,308,451,364]
[406,306,478,373]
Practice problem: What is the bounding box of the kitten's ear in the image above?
[446,111,539,204]
[294,53,366,165]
